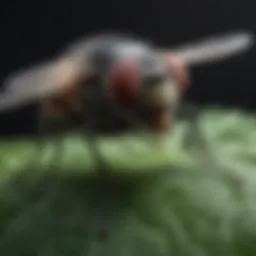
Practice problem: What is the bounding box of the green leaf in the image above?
[0,108,256,256]
[0,124,194,176]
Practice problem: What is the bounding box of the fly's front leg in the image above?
[82,118,111,175]
[24,110,49,171]
[87,131,109,175]
[79,87,115,175]
[28,108,68,171]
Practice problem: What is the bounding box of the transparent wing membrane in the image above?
[169,31,254,66]
[0,58,83,112]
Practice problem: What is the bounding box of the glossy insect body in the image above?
[0,32,253,168]
[0,32,253,134]
[36,35,185,136]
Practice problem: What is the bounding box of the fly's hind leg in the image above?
[176,103,211,156]
[177,103,245,191]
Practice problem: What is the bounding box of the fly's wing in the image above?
[0,57,86,112]
[161,31,254,66]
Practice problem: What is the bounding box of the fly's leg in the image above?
[175,102,241,186]
[177,103,245,192]
[176,103,211,156]
[83,121,111,176]
[23,112,49,171]
[80,88,115,175]
[89,134,108,175]
[26,110,68,172]
[39,113,69,171]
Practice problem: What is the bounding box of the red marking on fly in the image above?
[107,59,141,106]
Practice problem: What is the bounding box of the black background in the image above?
[0,0,256,136]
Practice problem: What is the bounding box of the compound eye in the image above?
[107,59,141,106]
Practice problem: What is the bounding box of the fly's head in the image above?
[137,53,182,133]
[82,36,184,134]
[105,53,182,133]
